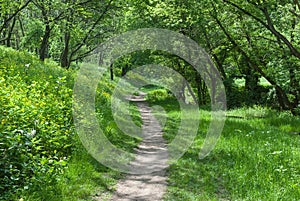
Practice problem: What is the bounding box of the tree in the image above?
[0,0,32,46]
[218,0,300,113]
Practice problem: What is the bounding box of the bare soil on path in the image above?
[109,94,169,201]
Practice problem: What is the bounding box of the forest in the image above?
[0,0,299,200]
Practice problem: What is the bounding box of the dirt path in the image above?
[109,94,169,201]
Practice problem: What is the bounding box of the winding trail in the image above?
[109,93,169,201]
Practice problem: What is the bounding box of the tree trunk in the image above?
[213,13,296,114]
[244,67,259,104]
[61,31,70,68]
[289,67,299,108]
[121,63,129,76]
[39,23,50,61]
[223,0,300,59]
[18,16,25,37]
[1,17,8,45]
[110,63,114,81]
[195,73,203,104]
[0,0,32,35]
[203,28,227,80]
[39,9,51,61]
[185,80,198,104]
[6,17,17,47]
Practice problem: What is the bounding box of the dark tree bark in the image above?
[1,17,9,46]
[185,80,198,104]
[60,31,70,68]
[6,17,17,47]
[39,21,51,61]
[110,63,114,81]
[121,63,129,76]
[68,0,113,67]
[203,28,227,80]
[289,10,300,110]
[38,5,52,61]
[195,73,207,105]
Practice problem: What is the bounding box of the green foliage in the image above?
[149,95,300,200]
[224,77,274,108]
[2,0,300,111]
[19,19,44,51]
[0,46,142,200]
[146,88,173,102]
[0,46,74,200]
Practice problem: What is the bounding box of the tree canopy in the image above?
[0,0,299,113]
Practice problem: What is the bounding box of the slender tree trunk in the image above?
[6,17,16,47]
[289,68,299,108]
[195,73,203,104]
[203,29,227,80]
[1,17,8,45]
[223,0,300,59]
[39,8,51,61]
[0,0,32,35]
[289,10,300,110]
[180,81,186,103]
[39,22,50,61]
[61,31,70,68]
[18,16,25,37]
[110,63,114,81]
[185,80,198,104]
[121,63,129,76]
[244,66,259,104]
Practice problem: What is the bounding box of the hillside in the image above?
[0,46,140,200]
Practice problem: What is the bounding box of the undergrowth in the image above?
[0,46,141,201]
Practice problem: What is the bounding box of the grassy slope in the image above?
[148,95,300,200]
[0,47,141,201]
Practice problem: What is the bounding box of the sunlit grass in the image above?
[0,48,141,200]
[17,98,142,201]
[149,97,300,201]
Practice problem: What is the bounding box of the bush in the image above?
[0,46,74,199]
[224,78,273,109]
[0,47,141,200]
[146,89,172,102]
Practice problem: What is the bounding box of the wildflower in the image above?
[26,129,36,138]
[30,129,36,136]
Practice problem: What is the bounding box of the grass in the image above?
[148,96,300,201]
[2,46,299,200]
[0,46,142,201]
[17,146,122,201]
[16,77,143,201]
[18,103,142,201]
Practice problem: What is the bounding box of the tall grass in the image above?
[147,93,300,201]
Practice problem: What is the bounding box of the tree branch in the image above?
[212,9,295,112]
[0,0,33,33]
[71,46,98,63]
[69,0,113,60]
[223,0,300,59]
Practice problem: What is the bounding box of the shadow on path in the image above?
[109,92,169,201]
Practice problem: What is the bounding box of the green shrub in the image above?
[0,47,141,200]
[0,46,74,199]
[146,89,172,102]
